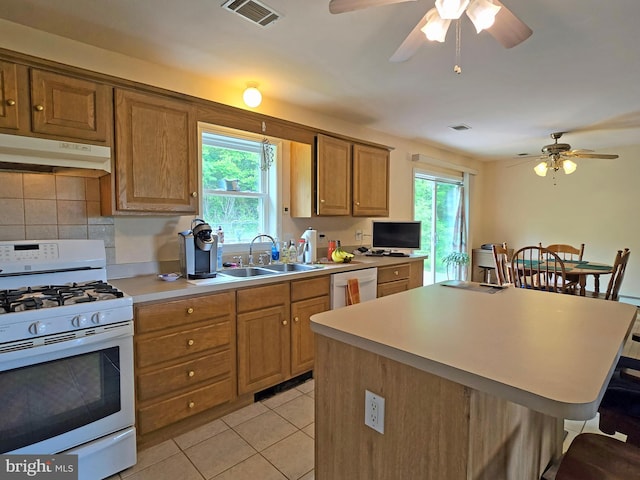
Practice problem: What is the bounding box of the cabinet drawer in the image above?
[377,280,409,297]
[291,276,330,302]
[135,291,234,333]
[136,321,231,368]
[237,283,289,313]
[137,377,232,435]
[137,350,231,402]
[377,264,410,284]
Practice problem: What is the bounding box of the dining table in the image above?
[512,258,613,296]
[556,259,614,297]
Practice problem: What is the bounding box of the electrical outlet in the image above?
[355,229,363,241]
[365,390,385,434]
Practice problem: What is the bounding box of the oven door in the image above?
[0,322,134,455]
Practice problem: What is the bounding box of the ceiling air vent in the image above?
[222,0,282,27]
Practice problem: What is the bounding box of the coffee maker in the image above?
[179,219,218,279]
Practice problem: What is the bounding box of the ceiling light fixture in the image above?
[243,86,262,108]
[534,156,578,177]
[423,0,501,41]
[421,8,451,42]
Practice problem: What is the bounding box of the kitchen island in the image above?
[310,282,637,480]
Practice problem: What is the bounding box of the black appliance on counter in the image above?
[179,218,219,279]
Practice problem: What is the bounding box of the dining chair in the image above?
[598,351,640,447]
[541,243,585,262]
[600,248,631,301]
[554,433,640,479]
[539,243,585,293]
[510,246,569,293]
[491,242,511,285]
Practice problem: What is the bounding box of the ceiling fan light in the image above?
[562,159,577,175]
[466,0,501,33]
[421,8,451,42]
[534,161,548,177]
[435,0,469,20]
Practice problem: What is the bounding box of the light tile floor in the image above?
[106,379,315,480]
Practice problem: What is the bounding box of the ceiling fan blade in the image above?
[389,15,428,62]
[565,152,619,159]
[329,0,415,14]
[568,149,595,154]
[486,0,532,48]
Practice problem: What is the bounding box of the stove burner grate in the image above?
[0,281,125,313]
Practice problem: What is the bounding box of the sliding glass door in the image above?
[414,172,464,285]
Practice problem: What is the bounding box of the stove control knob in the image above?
[91,312,106,325]
[28,321,46,336]
[72,315,88,328]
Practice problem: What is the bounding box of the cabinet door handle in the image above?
[188,370,195,377]
[187,307,194,314]
[191,192,198,198]
[34,104,44,111]
[294,316,299,323]
[355,201,360,206]
[188,401,195,409]
[282,320,288,326]
[6,99,15,106]
[187,339,195,346]
[320,199,325,203]
[394,270,399,276]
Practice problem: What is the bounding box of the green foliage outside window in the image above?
[414,177,462,276]
[201,142,268,243]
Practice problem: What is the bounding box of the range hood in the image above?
[0,133,111,177]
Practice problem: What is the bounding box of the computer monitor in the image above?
[371,221,422,251]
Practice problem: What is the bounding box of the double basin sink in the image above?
[218,263,319,278]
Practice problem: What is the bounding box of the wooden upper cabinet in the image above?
[352,144,389,217]
[316,134,351,216]
[0,61,19,130]
[30,69,112,143]
[112,88,198,214]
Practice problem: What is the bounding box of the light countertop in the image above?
[310,282,637,420]
[111,255,426,304]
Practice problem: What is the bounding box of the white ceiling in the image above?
[1,0,639,160]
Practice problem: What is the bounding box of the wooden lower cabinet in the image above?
[291,277,330,376]
[237,283,290,395]
[237,277,330,394]
[237,304,290,395]
[134,291,236,437]
[377,260,424,297]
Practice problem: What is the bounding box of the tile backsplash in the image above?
[0,171,115,264]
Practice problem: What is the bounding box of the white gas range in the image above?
[0,239,136,480]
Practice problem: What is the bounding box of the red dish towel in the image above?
[346,278,360,306]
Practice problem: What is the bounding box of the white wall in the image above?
[0,20,485,267]
[481,144,640,299]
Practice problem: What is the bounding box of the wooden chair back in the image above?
[540,243,585,262]
[510,246,568,293]
[491,242,511,285]
[604,248,631,301]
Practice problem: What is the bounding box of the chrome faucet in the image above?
[248,234,276,265]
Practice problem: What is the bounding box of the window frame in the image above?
[198,122,281,252]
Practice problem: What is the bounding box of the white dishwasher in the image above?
[330,267,378,309]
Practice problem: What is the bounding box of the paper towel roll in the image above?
[301,227,317,263]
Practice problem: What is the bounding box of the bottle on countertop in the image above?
[281,241,290,263]
[288,240,298,263]
[271,238,280,262]
[216,226,224,269]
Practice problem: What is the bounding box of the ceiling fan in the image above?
[532,132,619,177]
[328,0,533,63]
